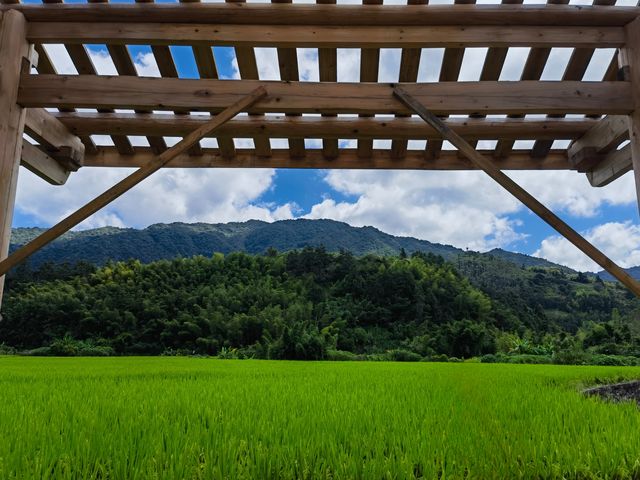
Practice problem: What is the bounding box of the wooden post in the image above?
[0,11,30,307]
[620,17,640,216]
[0,87,267,278]
[394,86,640,297]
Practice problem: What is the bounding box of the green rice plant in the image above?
[0,358,639,479]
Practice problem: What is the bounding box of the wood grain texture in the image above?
[18,76,632,116]
[82,147,570,170]
[52,112,597,141]
[0,10,29,302]
[26,23,625,48]
[3,4,638,26]
[20,140,70,186]
[620,17,640,213]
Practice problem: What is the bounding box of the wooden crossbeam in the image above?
[0,87,267,278]
[18,76,632,116]
[587,144,632,187]
[82,147,570,170]
[24,107,84,170]
[2,4,638,26]
[20,140,70,186]
[51,111,598,141]
[568,115,629,172]
[393,86,640,297]
[25,24,625,48]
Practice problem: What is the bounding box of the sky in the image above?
[12,0,640,272]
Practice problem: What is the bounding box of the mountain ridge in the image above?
[9,218,626,278]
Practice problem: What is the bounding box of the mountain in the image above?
[7,220,444,263]
[598,266,640,282]
[9,219,570,271]
[9,219,460,265]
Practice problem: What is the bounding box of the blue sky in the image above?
[12,0,640,272]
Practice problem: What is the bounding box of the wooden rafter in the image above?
[52,112,598,142]
[83,147,570,170]
[3,4,638,26]
[18,76,631,115]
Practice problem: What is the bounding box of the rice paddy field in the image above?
[1,358,640,479]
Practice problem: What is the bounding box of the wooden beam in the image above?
[587,144,632,187]
[82,147,570,170]
[620,17,640,215]
[25,23,625,48]
[0,10,29,305]
[2,4,638,27]
[18,76,632,116]
[0,87,268,278]
[51,111,598,141]
[24,107,85,170]
[393,85,640,297]
[568,115,628,171]
[20,140,71,186]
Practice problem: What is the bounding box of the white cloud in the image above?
[303,169,636,252]
[16,167,294,230]
[534,222,640,272]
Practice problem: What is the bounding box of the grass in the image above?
[0,358,640,479]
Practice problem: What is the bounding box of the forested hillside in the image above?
[9,219,550,270]
[2,248,639,362]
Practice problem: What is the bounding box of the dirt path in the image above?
[584,381,640,406]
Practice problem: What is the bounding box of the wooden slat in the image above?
[21,140,70,186]
[32,42,97,155]
[390,0,425,160]
[272,0,304,158]
[531,0,618,159]
[107,36,169,155]
[225,0,270,158]
[394,85,640,297]
[494,0,569,159]
[426,0,475,161]
[20,76,631,116]
[53,112,597,140]
[25,23,625,48]
[357,0,383,160]
[62,44,134,155]
[465,0,523,153]
[180,1,234,159]
[3,4,638,27]
[83,147,570,170]
[317,0,338,160]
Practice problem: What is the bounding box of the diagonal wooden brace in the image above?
[0,86,268,278]
[393,86,640,298]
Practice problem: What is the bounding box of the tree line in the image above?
[1,248,640,363]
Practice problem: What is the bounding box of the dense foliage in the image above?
[2,248,640,361]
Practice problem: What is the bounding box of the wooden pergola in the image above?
[1,0,640,303]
